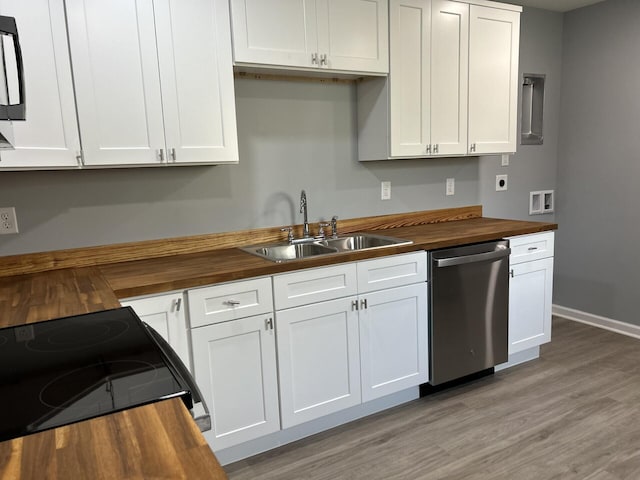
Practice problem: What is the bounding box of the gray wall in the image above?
[554,0,640,325]
[0,79,478,256]
[479,6,562,222]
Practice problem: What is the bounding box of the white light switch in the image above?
[446,178,455,196]
[381,181,391,200]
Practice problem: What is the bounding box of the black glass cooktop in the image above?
[0,307,191,443]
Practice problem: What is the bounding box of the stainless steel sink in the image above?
[319,233,413,252]
[243,242,338,262]
[241,233,413,262]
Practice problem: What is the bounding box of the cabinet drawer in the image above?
[273,264,357,310]
[188,277,273,328]
[357,251,427,293]
[507,232,554,265]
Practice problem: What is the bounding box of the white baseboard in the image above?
[552,304,640,340]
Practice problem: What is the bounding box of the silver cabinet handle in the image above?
[174,297,182,312]
[433,144,439,154]
[360,298,368,310]
[265,317,274,330]
[426,144,431,154]
[170,148,176,161]
[469,143,476,153]
[351,300,359,311]
[528,247,538,251]
[510,269,514,278]
[311,53,318,65]
[223,300,240,306]
[320,53,327,66]
[157,149,165,162]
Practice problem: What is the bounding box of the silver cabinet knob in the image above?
[311,53,318,65]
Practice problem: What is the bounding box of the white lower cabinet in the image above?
[187,277,279,450]
[276,297,361,428]
[507,232,555,355]
[186,252,427,455]
[191,313,280,450]
[274,251,428,427]
[359,283,428,402]
[120,291,191,370]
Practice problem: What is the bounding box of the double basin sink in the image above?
[242,233,413,262]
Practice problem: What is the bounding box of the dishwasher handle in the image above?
[434,246,511,268]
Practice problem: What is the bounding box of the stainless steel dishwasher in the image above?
[429,240,511,386]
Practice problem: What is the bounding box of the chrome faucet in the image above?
[331,215,339,238]
[300,190,310,238]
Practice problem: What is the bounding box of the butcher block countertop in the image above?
[0,206,556,479]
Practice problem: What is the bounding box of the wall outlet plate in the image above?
[381,181,391,200]
[530,190,554,215]
[446,178,455,196]
[0,207,18,234]
[496,174,508,191]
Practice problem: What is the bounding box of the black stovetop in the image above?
[0,307,190,443]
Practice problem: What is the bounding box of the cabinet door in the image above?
[317,0,388,74]
[0,0,80,168]
[230,0,318,68]
[389,0,430,157]
[468,5,519,154]
[191,314,280,450]
[155,0,238,164]
[430,0,468,156]
[509,257,553,354]
[276,297,361,428]
[360,283,428,402]
[66,0,166,165]
[121,292,191,371]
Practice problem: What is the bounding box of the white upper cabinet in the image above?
[468,4,520,155]
[66,0,238,166]
[358,0,519,161]
[316,0,388,73]
[389,0,468,158]
[0,0,80,169]
[359,0,471,160]
[230,0,388,75]
[429,0,468,156]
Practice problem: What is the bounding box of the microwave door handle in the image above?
[0,16,25,120]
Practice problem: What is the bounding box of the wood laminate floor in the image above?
[225,318,640,480]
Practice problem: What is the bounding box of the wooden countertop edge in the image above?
[102,218,558,299]
[0,206,482,278]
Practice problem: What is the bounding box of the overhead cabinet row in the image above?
[0,0,519,169]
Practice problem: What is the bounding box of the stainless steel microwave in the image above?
[0,15,25,150]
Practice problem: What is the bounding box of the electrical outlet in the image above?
[496,175,508,191]
[0,207,18,234]
[381,181,391,200]
[446,178,455,196]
